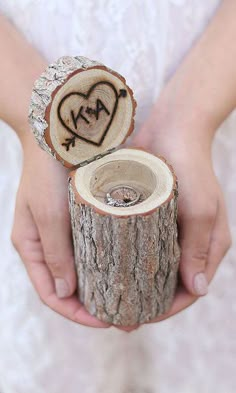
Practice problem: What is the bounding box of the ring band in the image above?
[105,185,141,207]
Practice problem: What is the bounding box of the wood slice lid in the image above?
[29,56,137,168]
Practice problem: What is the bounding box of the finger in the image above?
[206,195,232,282]
[178,204,216,297]
[145,286,198,325]
[116,283,198,330]
[12,201,110,328]
[116,324,140,333]
[27,259,110,328]
[34,202,77,299]
[12,195,43,263]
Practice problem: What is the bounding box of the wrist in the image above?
[146,86,217,161]
[12,118,31,146]
[134,94,215,166]
[12,119,42,160]
[158,86,216,139]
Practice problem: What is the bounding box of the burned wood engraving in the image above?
[29,56,136,167]
[58,81,127,150]
[61,136,76,151]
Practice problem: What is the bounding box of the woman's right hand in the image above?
[0,15,111,329]
[11,131,111,329]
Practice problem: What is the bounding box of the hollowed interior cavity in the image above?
[90,160,157,206]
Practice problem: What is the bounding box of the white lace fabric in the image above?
[1,1,236,392]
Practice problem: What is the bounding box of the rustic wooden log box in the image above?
[29,56,180,326]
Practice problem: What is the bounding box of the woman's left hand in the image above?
[130,99,231,326]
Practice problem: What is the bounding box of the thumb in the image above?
[178,208,216,296]
[35,208,77,299]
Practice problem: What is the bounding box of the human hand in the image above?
[131,99,232,324]
[11,131,111,329]
[0,16,110,329]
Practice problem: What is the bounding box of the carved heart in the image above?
[58,81,124,146]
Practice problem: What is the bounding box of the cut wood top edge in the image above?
[28,55,137,168]
[69,148,178,217]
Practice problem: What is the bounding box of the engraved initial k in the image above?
[71,106,90,129]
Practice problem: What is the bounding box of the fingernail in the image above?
[55,278,70,298]
[193,272,208,296]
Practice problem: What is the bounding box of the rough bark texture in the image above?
[69,181,180,326]
[28,55,180,326]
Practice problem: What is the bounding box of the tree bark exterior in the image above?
[69,178,180,326]
[28,55,180,326]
